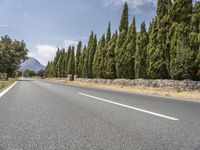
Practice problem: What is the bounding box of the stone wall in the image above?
[75,78,200,90]
[0,73,7,81]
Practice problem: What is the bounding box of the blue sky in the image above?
[0,0,158,65]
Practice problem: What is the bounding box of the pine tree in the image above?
[135,22,148,79]
[115,3,129,78]
[75,41,82,77]
[169,0,195,80]
[104,31,118,79]
[67,46,75,75]
[147,0,172,79]
[93,35,105,78]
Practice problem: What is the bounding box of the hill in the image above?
[20,57,45,72]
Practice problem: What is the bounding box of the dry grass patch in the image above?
[0,78,17,90]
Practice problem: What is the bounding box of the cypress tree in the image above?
[86,32,94,78]
[93,35,105,78]
[62,51,68,77]
[115,3,129,78]
[147,0,172,79]
[67,46,75,75]
[45,61,50,77]
[169,0,195,80]
[79,46,87,77]
[53,47,61,77]
[60,49,65,77]
[191,2,200,79]
[75,41,82,77]
[135,22,148,79]
[121,17,137,79]
[82,32,96,78]
[102,22,112,78]
[196,40,200,79]
[104,31,118,79]
[56,56,62,77]
[106,22,111,43]
[88,34,97,78]
[119,3,128,33]
[65,46,72,75]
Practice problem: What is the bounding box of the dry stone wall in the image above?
[75,78,200,90]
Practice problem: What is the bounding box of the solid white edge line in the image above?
[0,81,18,98]
[79,92,179,121]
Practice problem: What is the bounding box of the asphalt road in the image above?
[0,78,200,150]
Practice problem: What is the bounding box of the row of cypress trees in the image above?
[46,0,200,80]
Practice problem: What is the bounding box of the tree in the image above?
[147,0,172,79]
[65,46,72,75]
[191,2,200,79]
[135,22,148,79]
[75,41,82,77]
[115,3,129,78]
[45,61,56,78]
[67,46,75,75]
[169,0,195,80]
[102,22,112,78]
[79,46,87,77]
[88,33,97,78]
[121,17,137,79]
[0,35,28,78]
[104,31,118,79]
[45,0,200,81]
[37,69,45,78]
[119,3,128,33]
[23,69,36,77]
[93,35,105,78]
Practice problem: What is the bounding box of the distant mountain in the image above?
[19,57,45,72]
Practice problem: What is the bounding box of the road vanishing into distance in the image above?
[0,78,200,150]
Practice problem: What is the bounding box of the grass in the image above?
[45,78,200,102]
[0,78,17,90]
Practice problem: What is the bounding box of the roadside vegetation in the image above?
[45,1,200,81]
[0,78,17,90]
[0,35,28,80]
[23,69,45,78]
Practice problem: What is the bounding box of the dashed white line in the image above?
[0,81,18,98]
[79,92,179,121]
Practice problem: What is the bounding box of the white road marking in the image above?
[79,92,179,121]
[0,81,18,98]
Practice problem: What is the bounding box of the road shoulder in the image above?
[42,78,200,103]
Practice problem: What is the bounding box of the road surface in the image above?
[0,78,200,150]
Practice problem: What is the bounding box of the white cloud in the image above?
[64,40,78,49]
[101,0,156,11]
[29,44,57,66]
[0,24,15,27]
[29,39,78,66]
